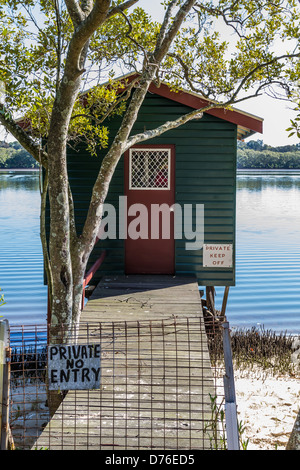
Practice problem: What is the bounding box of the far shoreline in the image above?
[237,168,300,173]
[0,168,39,172]
[2,168,300,173]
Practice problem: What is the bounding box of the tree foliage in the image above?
[0,1,299,146]
[0,141,38,168]
[287,101,300,139]
[0,0,299,338]
[3,138,300,170]
[237,140,300,169]
[0,288,5,308]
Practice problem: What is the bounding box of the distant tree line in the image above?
[0,141,39,169]
[237,140,300,169]
[1,139,300,170]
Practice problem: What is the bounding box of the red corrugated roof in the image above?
[148,81,263,136]
[17,72,263,139]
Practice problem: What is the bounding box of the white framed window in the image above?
[129,148,171,190]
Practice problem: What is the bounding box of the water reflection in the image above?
[237,175,300,248]
[0,171,300,332]
[218,174,300,334]
[0,171,40,192]
[0,171,47,325]
[237,174,300,192]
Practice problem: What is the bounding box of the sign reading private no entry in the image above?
[48,343,101,391]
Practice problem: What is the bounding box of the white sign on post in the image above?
[48,343,101,391]
[203,244,233,268]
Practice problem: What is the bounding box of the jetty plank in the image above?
[34,275,216,450]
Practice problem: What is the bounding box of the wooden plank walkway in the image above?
[34,275,216,450]
[82,275,203,322]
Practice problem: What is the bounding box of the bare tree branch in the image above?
[167,52,211,98]
[229,52,300,104]
[153,0,197,63]
[54,0,62,92]
[125,107,205,150]
[115,6,149,62]
[64,0,111,77]
[39,167,53,312]
[155,0,180,50]
[106,0,140,20]
[65,0,85,25]
[194,0,291,38]
[0,103,48,168]
[79,0,199,255]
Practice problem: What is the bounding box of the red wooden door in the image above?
[124,145,175,274]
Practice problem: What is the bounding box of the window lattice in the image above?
[129,149,170,189]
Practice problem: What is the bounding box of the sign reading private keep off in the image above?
[203,244,233,268]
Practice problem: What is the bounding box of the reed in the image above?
[207,321,299,377]
[10,346,47,380]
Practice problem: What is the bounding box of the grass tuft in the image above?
[206,320,299,377]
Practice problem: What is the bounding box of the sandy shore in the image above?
[9,368,299,450]
[233,369,300,450]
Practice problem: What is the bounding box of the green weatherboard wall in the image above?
[66,92,237,287]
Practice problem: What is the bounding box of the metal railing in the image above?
[0,320,10,450]
[82,250,106,309]
[1,317,239,451]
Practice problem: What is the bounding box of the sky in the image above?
[139,0,299,147]
[1,1,298,147]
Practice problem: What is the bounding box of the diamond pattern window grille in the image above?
[129,149,170,189]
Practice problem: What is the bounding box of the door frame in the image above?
[124,144,176,274]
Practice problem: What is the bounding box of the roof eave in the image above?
[147,81,263,138]
[16,72,263,138]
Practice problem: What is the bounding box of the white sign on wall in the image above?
[48,343,101,391]
[203,244,233,268]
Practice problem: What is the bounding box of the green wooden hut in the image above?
[66,75,263,297]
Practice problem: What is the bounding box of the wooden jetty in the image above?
[82,274,203,322]
[34,275,217,450]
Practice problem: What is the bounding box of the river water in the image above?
[0,170,300,333]
[217,170,300,334]
[0,171,47,326]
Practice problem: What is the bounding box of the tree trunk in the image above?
[43,0,199,342]
[46,143,96,343]
[47,146,73,334]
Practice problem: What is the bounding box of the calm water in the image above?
[216,171,300,334]
[0,170,300,333]
[0,171,47,325]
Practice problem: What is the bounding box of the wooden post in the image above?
[222,321,240,450]
[221,286,230,320]
[286,409,300,450]
[0,320,9,450]
[206,286,216,315]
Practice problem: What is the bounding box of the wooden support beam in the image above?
[206,286,216,316]
[221,286,230,319]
